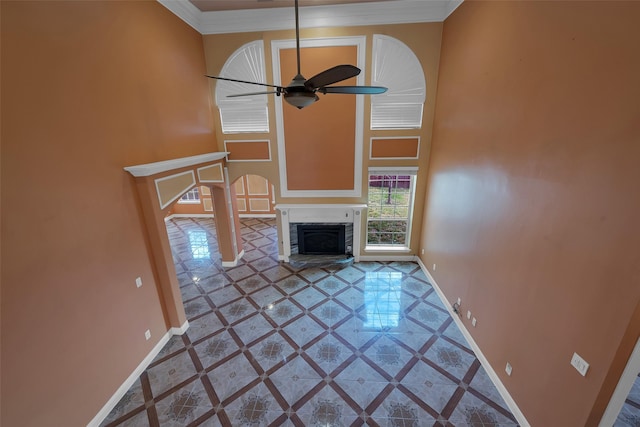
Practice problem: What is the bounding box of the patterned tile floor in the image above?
[101,217,519,426]
[616,373,640,427]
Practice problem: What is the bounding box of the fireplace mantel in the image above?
[276,204,366,262]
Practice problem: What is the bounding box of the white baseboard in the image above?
[87,321,190,427]
[416,258,530,427]
[221,249,245,267]
[165,214,275,221]
[170,320,190,336]
[164,213,215,221]
[358,254,416,262]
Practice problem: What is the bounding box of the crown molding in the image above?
[158,0,463,35]
[444,0,463,16]
[158,0,203,32]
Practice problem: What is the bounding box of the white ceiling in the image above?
[189,0,399,12]
[158,0,462,34]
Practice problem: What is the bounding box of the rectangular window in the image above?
[178,187,200,204]
[366,169,417,250]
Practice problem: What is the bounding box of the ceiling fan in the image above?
[205,0,388,109]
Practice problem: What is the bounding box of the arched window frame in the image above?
[215,41,269,134]
[371,35,426,130]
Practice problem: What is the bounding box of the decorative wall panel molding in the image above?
[370,137,420,159]
[197,163,224,183]
[272,36,365,198]
[224,140,272,162]
[155,171,196,210]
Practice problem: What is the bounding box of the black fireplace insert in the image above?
[297,224,346,255]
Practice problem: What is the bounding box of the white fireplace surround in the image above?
[276,204,367,262]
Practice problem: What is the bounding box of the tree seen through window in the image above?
[367,174,414,247]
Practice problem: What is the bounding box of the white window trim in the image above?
[216,40,269,134]
[365,167,418,251]
[178,187,201,204]
[371,35,426,130]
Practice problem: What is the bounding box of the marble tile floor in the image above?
[615,373,640,427]
[101,217,519,427]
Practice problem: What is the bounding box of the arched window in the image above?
[371,35,426,129]
[216,41,269,134]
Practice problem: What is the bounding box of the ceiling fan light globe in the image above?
[284,92,318,109]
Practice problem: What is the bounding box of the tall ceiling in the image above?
[190,0,398,12]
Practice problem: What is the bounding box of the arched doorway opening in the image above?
[232,174,276,218]
[124,153,242,331]
[231,174,279,262]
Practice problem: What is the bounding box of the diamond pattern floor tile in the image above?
[155,379,214,426]
[100,217,519,427]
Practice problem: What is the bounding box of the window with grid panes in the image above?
[366,172,416,249]
[178,187,200,204]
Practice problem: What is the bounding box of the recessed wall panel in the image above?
[225,140,271,162]
[280,46,357,191]
[155,171,196,209]
[197,163,224,183]
[370,137,420,159]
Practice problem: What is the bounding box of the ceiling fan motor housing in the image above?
[284,74,319,109]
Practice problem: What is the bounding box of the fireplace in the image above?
[297,224,346,255]
[276,204,365,262]
[289,222,353,256]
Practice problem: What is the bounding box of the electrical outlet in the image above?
[433,263,437,271]
[505,362,512,376]
[472,317,477,327]
[135,277,142,288]
[145,329,151,340]
[466,310,472,319]
[571,352,589,376]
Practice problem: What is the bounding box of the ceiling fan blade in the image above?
[227,91,281,98]
[205,75,284,90]
[306,65,361,90]
[319,86,388,94]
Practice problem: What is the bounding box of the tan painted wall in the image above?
[420,2,640,425]
[203,22,442,256]
[0,1,216,425]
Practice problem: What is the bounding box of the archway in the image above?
[232,174,276,218]
[124,153,242,331]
